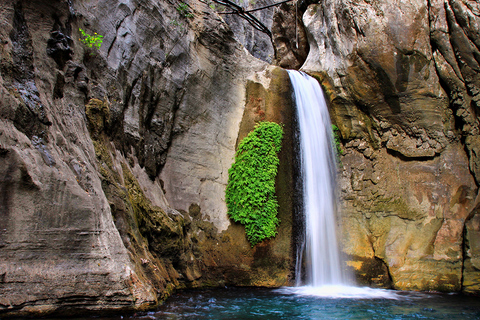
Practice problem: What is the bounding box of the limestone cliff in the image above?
[300,0,480,292]
[219,0,310,69]
[2,0,480,316]
[0,0,295,316]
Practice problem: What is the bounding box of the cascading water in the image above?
[284,70,397,299]
[287,70,346,287]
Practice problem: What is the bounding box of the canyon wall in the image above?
[0,0,295,316]
[300,0,480,292]
[1,0,480,316]
[220,0,310,70]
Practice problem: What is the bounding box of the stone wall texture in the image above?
[0,0,295,316]
[300,0,480,292]
[1,0,480,316]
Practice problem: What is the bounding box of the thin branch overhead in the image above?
[205,0,295,38]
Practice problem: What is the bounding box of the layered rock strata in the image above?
[301,0,480,292]
[2,0,480,317]
[0,0,296,316]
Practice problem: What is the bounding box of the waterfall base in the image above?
[276,285,401,299]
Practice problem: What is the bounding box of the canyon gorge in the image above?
[0,0,479,316]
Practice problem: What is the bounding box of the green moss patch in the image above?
[226,121,284,246]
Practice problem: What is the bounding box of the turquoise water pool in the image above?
[34,286,480,319]
[135,287,480,319]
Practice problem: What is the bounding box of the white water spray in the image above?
[288,70,345,286]
[284,70,398,299]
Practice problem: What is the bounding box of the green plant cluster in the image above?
[332,124,343,156]
[79,28,103,50]
[226,121,284,246]
[176,3,194,18]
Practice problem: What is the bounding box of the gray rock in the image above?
[0,0,296,316]
[220,0,276,63]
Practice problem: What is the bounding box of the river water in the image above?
[144,287,480,319]
[50,287,479,319]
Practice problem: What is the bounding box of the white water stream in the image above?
[288,70,344,286]
[285,70,398,299]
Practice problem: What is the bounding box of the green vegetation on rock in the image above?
[332,124,343,156]
[79,28,103,50]
[226,121,284,246]
[176,3,194,18]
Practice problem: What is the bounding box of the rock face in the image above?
[0,0,296,316]
[218,0,310,69]
[271,2,310,70]
[2,0,480,316]
[464,206,480,293]
[300,0,480,291]
[220,0,276,63]
[1,1,153,314]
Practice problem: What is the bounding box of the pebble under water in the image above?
[49,287,480,320]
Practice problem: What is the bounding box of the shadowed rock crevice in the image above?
[46,15,74,70]
[3,1,51,139]
[346,255,393,288]
[385,147,438,162]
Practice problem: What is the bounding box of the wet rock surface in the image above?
[300,0,480,292]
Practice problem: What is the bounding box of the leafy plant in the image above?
[332,124,343,155]
[176,2,194,18]
[225,121,284,246]
[79,28,103,50]
[170,19,183,28]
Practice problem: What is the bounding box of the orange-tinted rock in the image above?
[301,0,480,292]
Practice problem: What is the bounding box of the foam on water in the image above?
[277,285,402,300]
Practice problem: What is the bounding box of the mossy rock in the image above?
[85,98,110,139]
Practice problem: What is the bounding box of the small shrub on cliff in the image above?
[176,3,194,18]
[79,28,103,50]
[332,124,343,156]
[225,121,284,246]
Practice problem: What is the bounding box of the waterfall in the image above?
[287,70,346,287]
[279,71,399,299]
